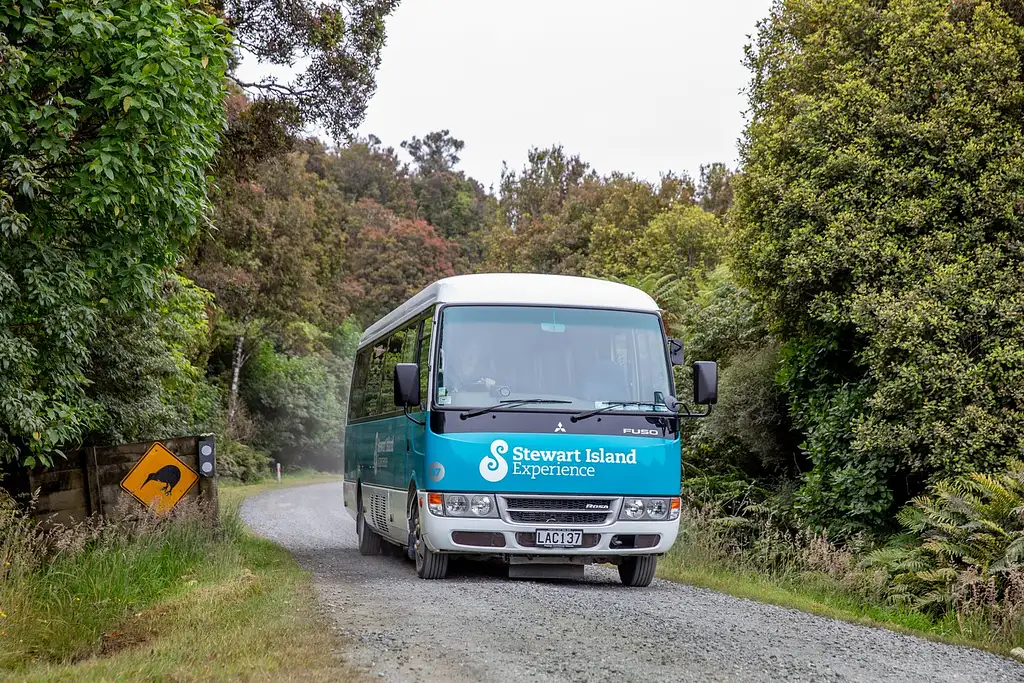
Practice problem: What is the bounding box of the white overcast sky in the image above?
[239,0,774,192]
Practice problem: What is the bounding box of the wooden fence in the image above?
[1,434,217,525]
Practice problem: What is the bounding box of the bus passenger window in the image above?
[364,344,386,417]
[349,347,371,420]
[379,329,408,414]
[417,316,433,408]
[401,324,417,364]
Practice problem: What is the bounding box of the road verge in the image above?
[2,472,364,682]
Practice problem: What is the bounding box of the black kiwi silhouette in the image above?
[143,464,181,494]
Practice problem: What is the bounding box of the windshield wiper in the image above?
[571,400,668,423]
[460,398,571,420]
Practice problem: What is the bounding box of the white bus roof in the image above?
[359,273,661,345]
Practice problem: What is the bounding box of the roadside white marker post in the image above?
[276,462,281,483]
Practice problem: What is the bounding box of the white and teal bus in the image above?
[343,273,717,586]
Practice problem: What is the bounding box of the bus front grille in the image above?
[500,496,617,525]
[508,511,610,524]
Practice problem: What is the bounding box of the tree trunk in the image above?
[228,333,245,425]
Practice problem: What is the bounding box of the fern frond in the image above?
[961,519,1008,537]
[915,567,958,583]
[917,589,954,611]
[989,535,1024,573]
[920,540,973,561]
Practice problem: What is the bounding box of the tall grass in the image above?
[661,493,1024,653]
[0,489,238,669]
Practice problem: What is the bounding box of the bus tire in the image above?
[618,555,657,587]
[411,502,448,579]
[357,490,382,556]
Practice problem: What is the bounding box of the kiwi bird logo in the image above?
[143,464,182,495]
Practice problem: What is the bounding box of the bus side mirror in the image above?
[693,361,718,405]
[668,338,685,366]
[394,363,420,407]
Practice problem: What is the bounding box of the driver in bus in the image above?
[446,338,499,393]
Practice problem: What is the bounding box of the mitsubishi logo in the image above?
[554,422,566,433]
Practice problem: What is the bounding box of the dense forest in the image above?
[3,0,1024,636]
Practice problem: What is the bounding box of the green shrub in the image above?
[242,338,348,471]
[866,461,1024,619]
[217,438,272,483]
[86,275,220,446]
[733,0,1024,533]
[697,343,795,476]
[0,0,229,467]
[679,264,767,364]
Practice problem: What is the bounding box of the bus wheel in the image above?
[618,555,657,587]
[411,501,448,579]
[356,490,382,556]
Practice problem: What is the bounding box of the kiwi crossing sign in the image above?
[120,442,199,513]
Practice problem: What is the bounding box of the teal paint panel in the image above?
[422,430,680,496]
[345,412,428,490]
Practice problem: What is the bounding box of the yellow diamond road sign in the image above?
[120,442,199,514]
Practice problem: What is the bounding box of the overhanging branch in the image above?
[232,78,315,98]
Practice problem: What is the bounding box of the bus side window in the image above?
[364,343,386,417]
[379,328,408,414]
[401,323,417,364]
[349,347,371,420]
[417,315,433,408]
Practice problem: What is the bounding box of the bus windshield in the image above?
[434,305,673,411]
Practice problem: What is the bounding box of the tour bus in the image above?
[342,273,717,586]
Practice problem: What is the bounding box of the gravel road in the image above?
[241,482,1023,683]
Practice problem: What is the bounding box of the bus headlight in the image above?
[431,493,500,518]
[618,497,681,521]
[445,494,468,516]
[470,495,493,516]
[646,499,668,520]
[623,499,645,519]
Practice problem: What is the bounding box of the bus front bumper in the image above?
[421,513,680,557]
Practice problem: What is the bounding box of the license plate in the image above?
[535,529,583,547]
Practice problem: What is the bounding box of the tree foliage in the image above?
[488,146,602,275]
[189,146,350,433]
[86,274,219,445]
[402,129,464,176]
[0,0,229,465]
[401,130,491,267]
[488,146,724,287]
[219,0,400,139]
[696,162,736,219]
[586,174,683,280]
[342,199,457,325]
[193,151,347,331]
[305,135,417,217]
[630,203,728,282]
[733,0,1024,531]
[242,321,359,471]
